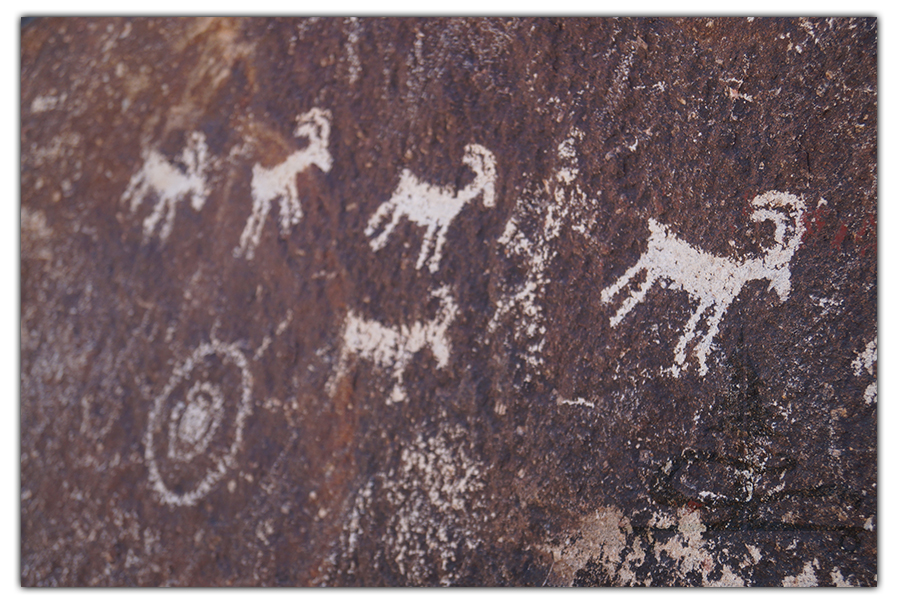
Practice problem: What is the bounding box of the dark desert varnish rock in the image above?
[21,17,876,586]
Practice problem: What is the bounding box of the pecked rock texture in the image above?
[21,17,876,586]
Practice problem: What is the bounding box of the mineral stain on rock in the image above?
[21,17,876,586]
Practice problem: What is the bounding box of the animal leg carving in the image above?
[672,297,714,375]
[694,299,733,376]
[610,268,657,328]
[366,205,401,252]
[600,258,644,308]
[235,197,272,260]
[140,196,169,240]
[417,223,439,272]
[427,225,454,273]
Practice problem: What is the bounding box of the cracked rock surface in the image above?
[21,17,876,586]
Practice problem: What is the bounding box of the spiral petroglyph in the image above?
[144,339,254,507]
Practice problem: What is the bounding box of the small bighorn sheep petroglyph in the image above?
[235,108,333,260]
[365,144,497,273]
[122,131,211,242]
[600,191,806,377]
[327,286,458,403]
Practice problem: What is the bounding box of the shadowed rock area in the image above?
[21,17,876,586]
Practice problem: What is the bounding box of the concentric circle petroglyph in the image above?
[144,340,253,506]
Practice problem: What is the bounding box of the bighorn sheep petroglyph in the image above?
[600,191,806,377]
[365,144,497,273]
[235,108,333,260]
[327,286,458,403]
[122,131,211,242]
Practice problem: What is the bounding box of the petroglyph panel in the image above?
[21,17,876,587]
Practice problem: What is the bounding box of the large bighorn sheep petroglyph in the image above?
[365,144,497,273]
[235,108,333,260]
[327,286,458,404]
[122,131,211,242]
[600,191,806,377]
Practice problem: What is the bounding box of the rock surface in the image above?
[20,17,876,586]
